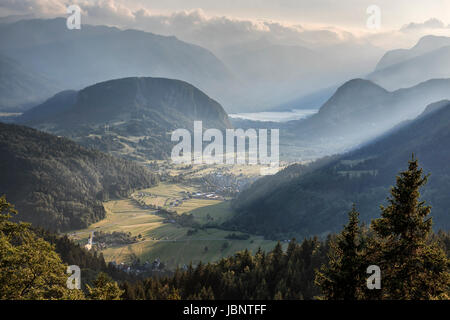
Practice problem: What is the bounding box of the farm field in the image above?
[133,182,202,211]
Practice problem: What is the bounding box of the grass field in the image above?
[67,187,278,269]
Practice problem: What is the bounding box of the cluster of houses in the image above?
[109,258,165,274]
[132,165,261,213]
[165,191,223,209]
[133,190,223,210]
[189,191,222,200]
[193,171,259,197]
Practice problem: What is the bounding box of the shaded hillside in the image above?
[228,101,450,239]
[0,123,158,232]
[0,18,233,111]
[17,90,77,123]
[18,77,232,161]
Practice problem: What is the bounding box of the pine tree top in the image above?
[372,156,432,243]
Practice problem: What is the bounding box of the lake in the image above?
[229,109,318,122]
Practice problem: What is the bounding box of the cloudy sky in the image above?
[1,0,450,50]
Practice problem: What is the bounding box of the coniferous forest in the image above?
[0,123,159,232]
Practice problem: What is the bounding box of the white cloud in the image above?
[1,0,449,52]
[0,0,66,15]
[114,7,359,51]
[400,18,449,32]
[0,0,360,50]
[81,0,135,25]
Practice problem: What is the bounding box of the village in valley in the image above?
[67,161,287,274]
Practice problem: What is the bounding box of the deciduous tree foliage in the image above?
[0,195,84,300]
[86,272,124,300]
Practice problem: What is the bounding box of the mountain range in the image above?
[0,17,387,113]
[218,38,383,111]
[0,18,234,111]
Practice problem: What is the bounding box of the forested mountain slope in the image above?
[0,123,158,232]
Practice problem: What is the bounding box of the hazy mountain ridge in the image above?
[0,17,384,113]
[218,39,383,112]
[375,35,450,71]
[419,99,450,117]
[0,54,58,111]
[369,35,450,90]
[0,18,234,111]
[0,122,158,232]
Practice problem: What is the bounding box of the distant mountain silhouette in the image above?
[368,35,450,90]
[374,35,450,71]
[0,18,233,111]
[219,38,383,112]
[0,54,58,111]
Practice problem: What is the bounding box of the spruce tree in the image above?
[315,205,366,299]
[370,157,449,299]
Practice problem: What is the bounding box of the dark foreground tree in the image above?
[315,205,367,299]
[369,157,449,299]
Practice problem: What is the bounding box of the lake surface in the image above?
[229,109,318,122]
